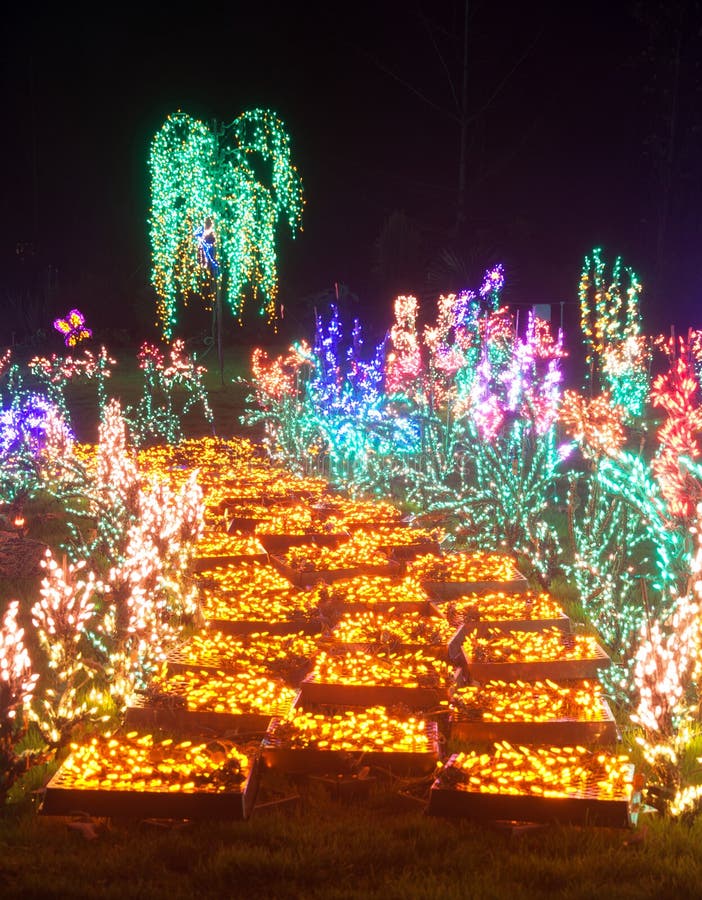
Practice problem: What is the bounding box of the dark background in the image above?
[2,0,702,350]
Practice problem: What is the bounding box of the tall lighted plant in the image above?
[561,333,702,692]
[0,601,39,803]
[127,340,214,446]
[244,309,387,490]
[149,110,304,380]
[629,508,702,818]
[404,304,566,581]
[579,247,650,419]
[31,553,103,747]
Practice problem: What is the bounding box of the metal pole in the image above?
[216,277,224,387]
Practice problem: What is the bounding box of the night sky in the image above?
[2,0,702,348]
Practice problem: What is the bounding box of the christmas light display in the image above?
[28,339,213,454]
[0,601,39,802]
[93,471,203,703]
[67,399,142,562]
[560,390,626,459]
[279,532,394,572]
[448,679,619,745]
[254,506,320,535]
[132,667,297,721]
[306,649,452,691]
[41,732,258,819]
[168,630,319,682]
[463,626,607,666]
[429,744,633,826]
[53,309,92,348]
[197,567,330,632]
[194,531,267,560]
[443,590,568,631]
[149,109,303,338]
[53,732,252,793]
[31,552,102,746]
[251,343,312,404]
[29,346,116,421]
[0,390,76,509]
[12,266,702,831]
[313,497,402,529]
[330,608,455,649]
[386,296,424,398]
[479,264,505,309]
[0,395,72,465]
[24,419,207,712]
[129,340,214,446]
[244,309,390,488]
[578,248,649,418]
[561,331,702,688]
[245,273,567,580]
[321,574,430,611]
[628,503,702,817]
[450,679,608,725]
[422,310,564,581]
[650,334,702,519]
[359,523,442,555]
[264,705,436,755]
[407,551,525,587]
[197,560,293,597]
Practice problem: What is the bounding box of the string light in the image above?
[307,649,453,690]
[444,590,566,626]
[0,601,39,800]
[330,608,455,647]
[134,668,297,719]
[31,551,102,746]
[435,743,633,802]
[265,705,436,755]
[450,679,609,725]
[55,733,252,794]
[463,626,607,666]
[407,551,524,586]
[169,630,319,682]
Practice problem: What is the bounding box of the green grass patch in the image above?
[1,784,702,899]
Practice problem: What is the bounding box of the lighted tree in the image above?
[149,109,304,372]
[244,309,387,488]
[127,340,214,446]
[0,601,39,803]
[91,470,203,705]
[579,247,650,418]
[28,346,116,423]
[31,552,102,747]
[560,333,702,691]
[629,505,702,817]
[0,382,75,510]
[386,296,424,399]
[562,402,689,685]
[651,333,702,520]
[411,306,566,581]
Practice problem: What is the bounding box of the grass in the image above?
[2,782,702,900]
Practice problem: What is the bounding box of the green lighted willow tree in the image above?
[149,110,304,377]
